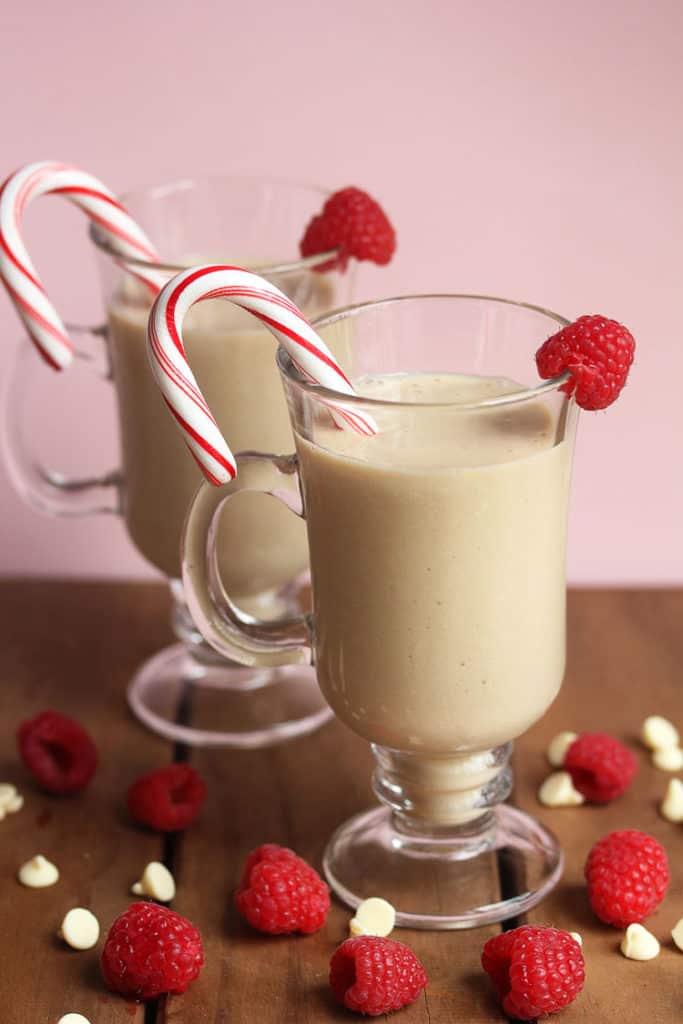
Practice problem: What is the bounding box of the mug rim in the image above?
[277,293,572,410]
[88,172,337,275]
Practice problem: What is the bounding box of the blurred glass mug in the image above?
[2,176,355,746]
[182,295,578,927]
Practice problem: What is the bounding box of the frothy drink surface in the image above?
[297,373,572,757]
[108,275,332,595]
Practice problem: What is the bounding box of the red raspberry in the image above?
[101,901,203,1000]
[535,314,635,410]
[585,829,669,927]
[17,710,98,794]
[564,732,638,803]
[300,187,396,272]
[235,843,330,934]
[127,763,206,832]
[482,926,584,1020]
[330,936,427,1016]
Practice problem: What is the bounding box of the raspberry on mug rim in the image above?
[300,186,396,272]
[536,314,635,410]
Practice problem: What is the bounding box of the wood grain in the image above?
[1,582,682,1022]
[517,590,683,1023]
[0,580,172,1024]
[164,718,501,1024]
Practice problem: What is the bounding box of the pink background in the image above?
[1,0,681,583]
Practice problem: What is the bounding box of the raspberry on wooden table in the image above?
[482,926,585,1020]
[127,763,206,832]
[101,902,204,1000]
[17,710,98,794]
[535,314,635,410]
[585,830,669,927]
[330,936,427,1016]
[300,187,396,272]
[235,843,330,934]
[564,732,638,803]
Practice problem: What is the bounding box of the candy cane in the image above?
[148,264,376,486]
[0,160,166,370]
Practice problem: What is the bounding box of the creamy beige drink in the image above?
[296,373,572,760]
[178,294,577,916]
[108,273,332,596]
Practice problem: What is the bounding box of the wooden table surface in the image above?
[0,580,682,1023]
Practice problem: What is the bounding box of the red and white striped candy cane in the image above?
[148,264,376,486]
[0,160,166,370]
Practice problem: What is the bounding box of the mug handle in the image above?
[182,452,314,668]
[2,325,122,517]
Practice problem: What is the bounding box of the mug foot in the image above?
[323,803,563,930]
[127,642,332,748]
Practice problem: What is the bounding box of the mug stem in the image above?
[323,741,563,929]
[372,743,513,839]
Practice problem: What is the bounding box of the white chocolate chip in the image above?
[671,918,683,952]
[652,747,683,772]
[642,715,679,751]
[6,793,23,814]
[620,923,660,960]
[546,731,578,767]
[57,1015,91,1024]
[18,854,59,888]
[538,771,585,808]
[59,908,100,950]
[131,861,176,902]
[0,785,23,818]
[0,782,18,808]
[349,897,396,937]
[660,778,683,822]
[569,931,583,947]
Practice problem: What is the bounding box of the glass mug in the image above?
[182,295,578,928]
[2,176,355,747]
